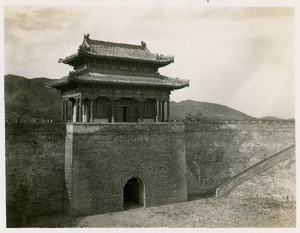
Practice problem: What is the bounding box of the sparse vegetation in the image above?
[184,110,207,123]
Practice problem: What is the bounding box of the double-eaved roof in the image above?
[47,34,189,90]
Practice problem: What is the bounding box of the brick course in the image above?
[185,122,295,197]
[66,123,188,216]
[5,123,67,217]
[5,121,295,220]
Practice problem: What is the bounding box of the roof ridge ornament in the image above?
[141,41,146,49]
[81,33,94,52]
[156,53,174,62]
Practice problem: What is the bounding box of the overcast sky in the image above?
[4,5,295,119]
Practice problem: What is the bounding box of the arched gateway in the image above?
[123,177,144,210]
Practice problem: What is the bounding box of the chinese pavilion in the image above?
[47,34,189,123]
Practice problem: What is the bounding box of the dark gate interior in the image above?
[123,178,144,210]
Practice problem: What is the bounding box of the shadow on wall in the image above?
[6,204,29,227]
[185,123,234,198]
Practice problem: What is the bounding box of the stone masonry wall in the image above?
[5,121,295,222]
[66,123,188,217]
[185,122,295,197]
[228,154,296,201]
[5,123,67,218]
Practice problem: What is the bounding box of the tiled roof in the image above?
[46,71,189,90]
[46,76,69,88]
[59,34,174,66]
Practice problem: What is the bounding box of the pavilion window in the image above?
[143,100,156,118]
[94,98,110,118]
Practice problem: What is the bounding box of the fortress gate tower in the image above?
[47,35,189,216]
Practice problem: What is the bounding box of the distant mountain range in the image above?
[170,100,254,122]
[5,74,62,122]
[4,74,293,122]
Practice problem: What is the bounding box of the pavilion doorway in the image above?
[123,178,144,210]
[122,106,129,122]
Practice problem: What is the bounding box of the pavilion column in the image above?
[158,100,162,122]
[74,98,79,122]
[62,100,67,123]
[85,101,90,123]
[90,98,94,123]
[167,100,170,122]
[111,99,115,123]
[155,100,158,122]
[140,100,144,123]
[72,101,75,122]
[78,97,82,122]
[162,101,165,122]
[64,100,67,123]
[62,100,65,122]
[82,100,86,122]
[61,100,64,122]
[81,101,85,122]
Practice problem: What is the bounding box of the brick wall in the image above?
[216,145,295,198]
[66,123,188,217]
[185,122,295,197]
[228,154,296,201]
[5,123,66,218]
[6,121,295,221]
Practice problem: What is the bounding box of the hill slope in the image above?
[5,74,259,122]
[5,74,61,122]
[170,100,254,121]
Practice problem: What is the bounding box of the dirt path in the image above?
[27,197,295,228]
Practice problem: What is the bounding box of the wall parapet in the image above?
[5,123,66,135]
[67,122,185,135]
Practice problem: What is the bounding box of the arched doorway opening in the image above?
[123,177,144,210]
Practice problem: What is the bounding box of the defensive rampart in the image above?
[5,121,295,223]
[216,145,295,198]
[185,122,295,197]
[5,123,67,225]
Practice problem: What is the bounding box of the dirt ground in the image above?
[26,197,296,228]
